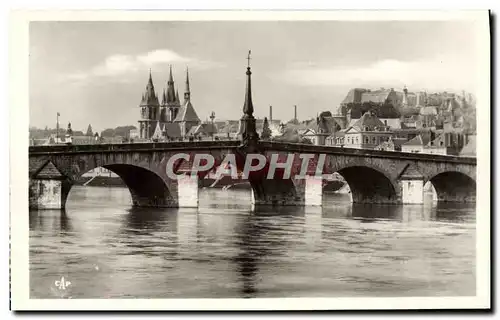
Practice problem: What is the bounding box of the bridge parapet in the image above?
[28,140,477,209]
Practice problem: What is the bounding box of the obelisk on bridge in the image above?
[239,50,259,145]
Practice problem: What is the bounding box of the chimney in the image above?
[269,105,273,122]
[294,105,297,122]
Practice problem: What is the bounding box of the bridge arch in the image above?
[66,164,175,208]
[427,171,476,203]
[321,160,399,204]
[335,165,399,204]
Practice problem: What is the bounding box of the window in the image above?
[384,120,387,126]
[365,137,369,143]
[372,137,376,144]
[440,141,444,146]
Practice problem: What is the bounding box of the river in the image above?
[29,186,476,299]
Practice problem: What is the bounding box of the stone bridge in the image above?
[29,140,476,209]
[28,56,476,210]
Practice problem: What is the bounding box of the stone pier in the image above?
[401,179,425,204]
[400,164,425,204]
[304,176,323,206]
[176,175,199,208]
[29,160,69,210]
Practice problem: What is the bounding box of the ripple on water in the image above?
[29,187,476,299]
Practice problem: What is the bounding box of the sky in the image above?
[29,20,481,132]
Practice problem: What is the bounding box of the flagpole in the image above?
[56,112,59,142]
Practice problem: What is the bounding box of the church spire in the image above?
[142,69,158,105]
[243,51,254,116]
[166,65,176,103]
[168,65,173,83]
[239,50,259,144]
[184,66,191,104]
[161,88,167,106]
[175,89,180,104]
[146,69,154,91]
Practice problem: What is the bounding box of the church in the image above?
[138,66,201,140]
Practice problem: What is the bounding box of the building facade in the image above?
[341,111,392,149]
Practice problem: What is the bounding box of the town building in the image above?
[401,130,467,155]
[341,111,392,149]
[302,115,341,146]
[374,136,406,152]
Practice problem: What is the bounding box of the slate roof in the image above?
[163,122,182,138]
[351,112,385,131]
[31,160,65,179]
[331,115,347,129]
[403,134,432,146]
[174,101,201,123]
[186,123,218,136]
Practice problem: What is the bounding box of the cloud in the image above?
[64,49,222,83]
[280,55,477,94]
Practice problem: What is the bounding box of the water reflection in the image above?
[29,209,73,234]
[122,207,177,233]
[233,216,263,297]
[433,202,476,223]
[29,186,476,299]
[252,205,306,217]
[59,210,72,233]
[232,211,306,297]
[117,207,181,259]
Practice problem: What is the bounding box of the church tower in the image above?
[174,66,201,137]
[165,65,181,122]
[138,70,160,139]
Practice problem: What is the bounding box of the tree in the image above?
[261,117,272,140]
[345,102,401,119]
[86,124,93,137]
[319,111,332,118]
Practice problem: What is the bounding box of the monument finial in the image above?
[240,50,259,144]
[247,50,251,69]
